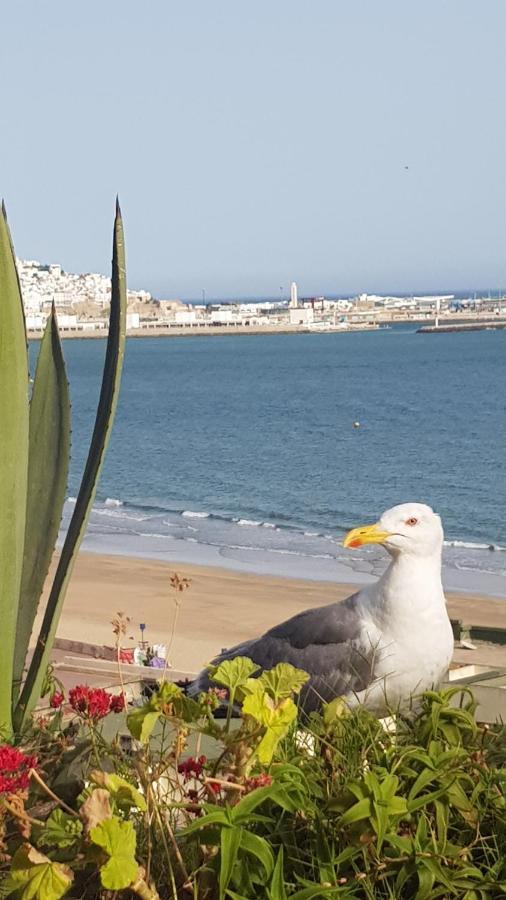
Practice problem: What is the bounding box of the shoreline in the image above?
[27,316,506,341]
[77,519,506,600]
[27,323,380,341]
[42,550,506,676]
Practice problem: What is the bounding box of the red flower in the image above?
[69,685,112,721]
[178,755,206,780]
[207,780,221,795]
[110,694,126,713]
[0,745,37,795]
[50,692,64,709]
[244,773,273,794]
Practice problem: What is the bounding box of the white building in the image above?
[16,258,152,313]
[210,309,236,325]
[174,310,197,325]
[126,313,140,329]
[56,314,78,329]
[289,281,299,308]
[289,306,313,325]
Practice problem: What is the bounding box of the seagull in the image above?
[191,503,454,715]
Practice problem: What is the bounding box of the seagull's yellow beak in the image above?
[343,522,391,549]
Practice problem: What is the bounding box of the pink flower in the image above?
[0,745,37,795]
[244,774,273,794]
[69,685,111,721]
[50,691,64,709]
[178,755,207,780]
[109,694,126,713]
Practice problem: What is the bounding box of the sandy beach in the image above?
[41,551,506,674]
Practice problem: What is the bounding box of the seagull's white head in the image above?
[343,502,443,559]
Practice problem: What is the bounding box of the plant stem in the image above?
[225,688,235,734]
[131,871,161,900]
[1,798,44,827]
[116,640,127,706]
[203,777,245,792]
[164,600,181,675]
[29,768,79,817]
[163,812,192,889]
[148,784,179,900]
[89,724,102,769]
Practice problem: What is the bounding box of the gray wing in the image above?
[190,592,374,712]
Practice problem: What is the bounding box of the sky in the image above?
[2,1,506,300]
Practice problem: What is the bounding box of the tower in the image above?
[289,281,298,308]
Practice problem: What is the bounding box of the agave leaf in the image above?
[0,204,29,737]
[14,202,126,731]
[12,307,70,699]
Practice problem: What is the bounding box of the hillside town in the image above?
[18,258,506,337]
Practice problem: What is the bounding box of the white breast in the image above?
[349,612,453,714]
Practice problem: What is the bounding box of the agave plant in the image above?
[0,201,126,739]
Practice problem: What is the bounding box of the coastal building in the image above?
[16,258,152,312]
[174,309,197,325]
[289,281,298,308]
[289,306,313,325]
[126,313,140,329]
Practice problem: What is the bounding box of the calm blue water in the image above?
[31,326,506,595]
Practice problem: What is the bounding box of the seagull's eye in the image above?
[405,517,418,527]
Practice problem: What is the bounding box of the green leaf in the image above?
[339,796,374,826]
[13,308,70,701]
[15,202,127,732]
[415,863,435,900]
[290,887,348,899]
[219,826,242,900]
[371,800,390,851]
[239,831,274,877]
[126,680,187,740]
[127,707,160,743]
[408,767,438,800]
[35,809,82,849]
[210,657,260,693]
[232,783,296,822]
[242,685,298,764]
[385,833,413,854]
[268,848,287,900]
[90,771,147,812]
[6,844,73,900]
[90,817,138,890]
[180,809,230,838]
[408,783,451,813]
[446,780,477,823]
[0,205,29,737]
[257,663,309,701]
[387,796,408,816]
[323,696,350,726]
[155,680,184,706]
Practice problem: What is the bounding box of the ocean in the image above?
[32,326,506,597]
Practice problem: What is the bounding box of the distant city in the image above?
[17,258,506,337]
